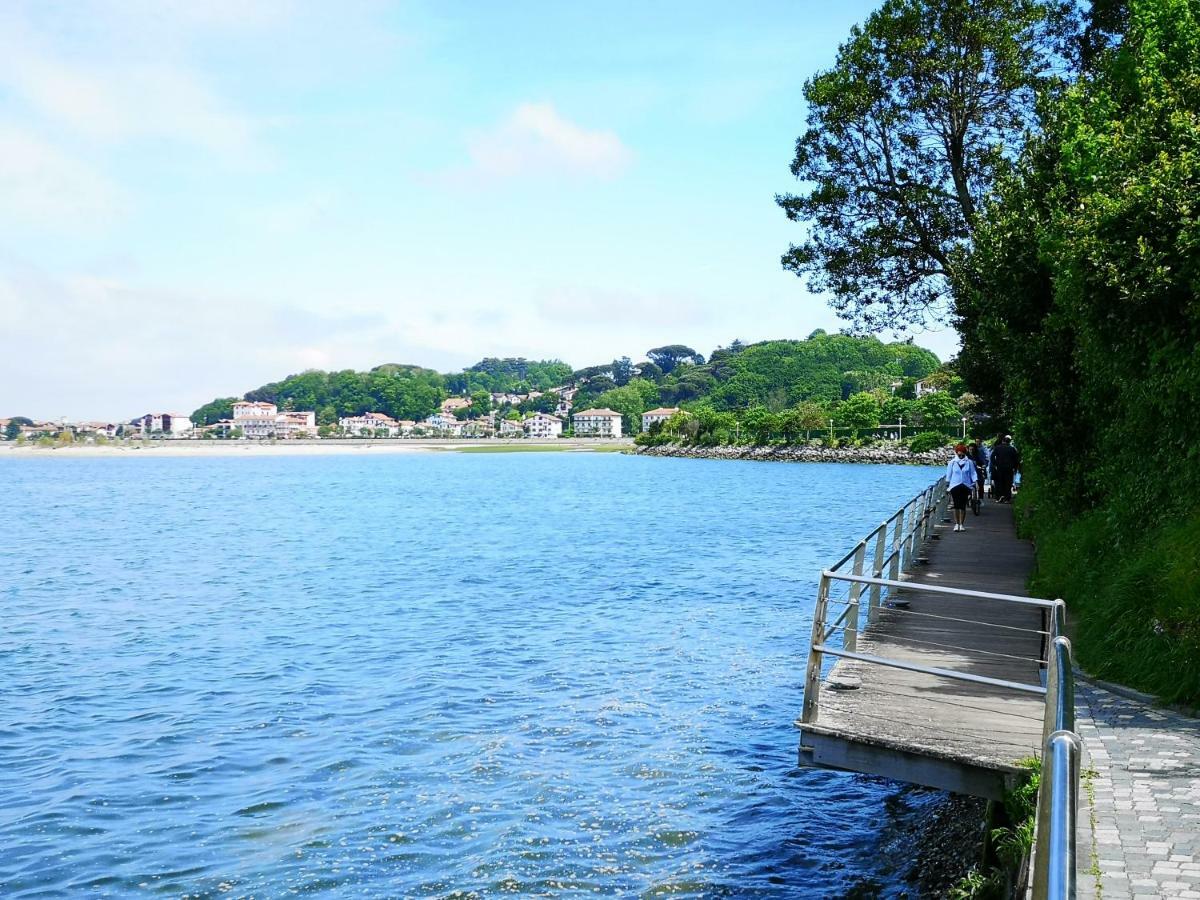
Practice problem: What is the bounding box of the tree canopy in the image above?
[646,345,705,374]
[951,0,1200,701]
[778,0,1073,330]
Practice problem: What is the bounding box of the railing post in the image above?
[845,542,867,651]
[906,495,925,564]
[1051,598,1067,643]
[801,572,831,724]
[919,488,933,541]
[868,523,888,624]
[887,514,904,602]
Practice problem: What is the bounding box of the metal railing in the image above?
[802,477,951,724]
[800,479,1082,899]
[1033,603,1080,899]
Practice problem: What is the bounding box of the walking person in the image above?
[967,441,988,509]
[946,443,977,532]
[990,435,1021,503]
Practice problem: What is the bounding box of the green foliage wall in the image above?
[957,0,1200,701]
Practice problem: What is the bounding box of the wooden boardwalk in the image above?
[798,501,1048,799]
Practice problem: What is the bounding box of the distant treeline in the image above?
[190,332,946,434]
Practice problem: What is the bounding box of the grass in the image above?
[1083,765,1102,896]
[948,758,1040,899]
[1019,476,1200,706]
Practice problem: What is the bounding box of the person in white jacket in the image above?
[946,443,978,532]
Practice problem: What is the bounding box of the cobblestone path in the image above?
[1076,679,1200,899]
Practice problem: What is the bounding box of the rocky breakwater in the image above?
[635,443,944,466]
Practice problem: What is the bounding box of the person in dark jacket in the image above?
[967,441,988,506]
[989,435,1021,503]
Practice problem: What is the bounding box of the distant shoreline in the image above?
[635,443,945,466]
[0,438,635,459]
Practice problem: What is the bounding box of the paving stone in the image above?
[1076,681,1200,900]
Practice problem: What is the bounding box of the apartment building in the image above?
[572,408,623,438]
[525,412,563,439]
[641,407,680,432]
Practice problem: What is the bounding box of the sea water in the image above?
[0,452,937,897]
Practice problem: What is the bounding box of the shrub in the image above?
[907,431,947,454]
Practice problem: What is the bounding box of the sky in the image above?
[0,0,961,421]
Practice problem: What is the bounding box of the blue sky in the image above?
[0,0,959,420]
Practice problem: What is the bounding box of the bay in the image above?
[0,453,938,897]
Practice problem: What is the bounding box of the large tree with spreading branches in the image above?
[777,0,1074,331]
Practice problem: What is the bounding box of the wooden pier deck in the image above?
[798,502,1047,799]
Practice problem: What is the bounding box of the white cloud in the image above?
[0,126,124,230]
[0,5,268,168]
[464,102,632,181]
[0,260,474,420]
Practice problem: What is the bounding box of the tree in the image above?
[191,397,237,426]
[777,0,1073,330]
[743,406,780,444]
[469,390,492,418]
[577,383,654,435]
[794,401,830,432]
[611,357,635,387]
[635,360,664,381]
[4,417,31,440]
[835,392,883,431]
[881,395,915,425]
[915,391,961,431]
[647,345,705,374]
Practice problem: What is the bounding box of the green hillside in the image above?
[191,333,945,437]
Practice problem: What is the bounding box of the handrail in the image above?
[826,572,1062,609]
[1033,630,1078,899]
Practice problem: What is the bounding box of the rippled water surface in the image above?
[1,453,939,897]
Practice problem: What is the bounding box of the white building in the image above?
[231,401,314,438]
[139,412,193,435]
[641,407,680,432]
[424,413,464,434]
[77,421,121,438]
[232,401,279,438]
[276,411,316,438]
[525,412,563,439]
[498,418,524,436]
[573,408,623,438]
[340,412,400,436]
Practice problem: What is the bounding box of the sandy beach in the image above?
[0,438,635,459]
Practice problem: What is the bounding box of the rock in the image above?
[633,443,945,467]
